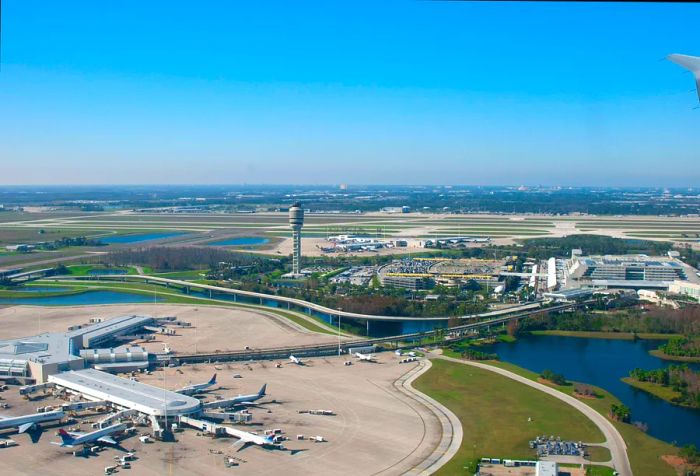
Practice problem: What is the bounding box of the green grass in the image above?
[621,378,685,405]
[584,465,616,476]
[528,330,681,340]
[0,287,87,298]
[413,359,604,475]
[649,349,700,363]
[586,445,612,463]
[483,361,679,476]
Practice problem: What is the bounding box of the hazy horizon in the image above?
[1,1,699,187]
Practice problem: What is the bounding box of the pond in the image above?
[99,232,185,244]
[207,237,269,246]
[87,268,127,275]
[0,290,163,306]
[481,334,700,447]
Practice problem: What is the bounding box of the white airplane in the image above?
[288,355,306,366]
[53,423,127,448]
[202,384,267,410]
[668,54,700,103]
[224,426,281,452]
[354,352,376,362]
[0,410,65,434]
[176,374,217,395]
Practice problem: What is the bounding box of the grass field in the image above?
[621,378,684,406]
[413,359,604,475]
[485,361,679,476]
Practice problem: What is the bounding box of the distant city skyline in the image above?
[1,1,699,187]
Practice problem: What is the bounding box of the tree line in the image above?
[519,305,700,336]
[629,365,700,408]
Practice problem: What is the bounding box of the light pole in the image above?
[337,307,342,356]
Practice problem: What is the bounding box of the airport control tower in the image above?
[288,202,304,276]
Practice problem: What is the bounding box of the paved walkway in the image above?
[394,359,463,475]
[437,355,632,476]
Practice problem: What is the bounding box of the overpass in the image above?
[157,301,585,365]
[58,273,545,323]
[5,267,55,282]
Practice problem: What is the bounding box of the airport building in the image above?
[565,254,692,290]
[49,368,201,417]
[668,280,700,300]
[0,315,164,383]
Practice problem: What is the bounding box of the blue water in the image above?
[208,236,269,246]
[481,335,700,447]
[100,232,184,244]
[87,269,127,275]
[0,290,163,306]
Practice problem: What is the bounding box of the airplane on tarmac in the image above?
[354,352,377,362]
[0,410,65,436]
[668,54,700,104]
[176,374,217,395]
[53,423,127,448]
[202,384,267,410]
[226,426,282,452]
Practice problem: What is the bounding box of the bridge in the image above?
[157,301,586,365]
[58,274,547,323]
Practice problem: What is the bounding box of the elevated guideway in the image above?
[158,301,588,365]
[57,274,544,323]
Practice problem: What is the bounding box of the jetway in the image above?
[61,400,109,412]
[96,409,140,429]
[19,381,55,396]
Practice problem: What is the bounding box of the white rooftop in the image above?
[49,368,201,417]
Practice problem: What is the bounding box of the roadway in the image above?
[62,273,546,322]
[437,354,632,476]
[396,359,463,475]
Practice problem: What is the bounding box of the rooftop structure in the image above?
[49,368,201,417]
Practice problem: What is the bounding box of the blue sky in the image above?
[1,1,698,186]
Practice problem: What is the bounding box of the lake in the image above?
[207,237,269,246]
[100,232,185,244]
[0,290,163,306]
[481,334,700,447]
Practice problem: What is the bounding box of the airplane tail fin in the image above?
[668,54,700,102]
[259,384,267,397]
[209,374,217,385]
[57,429,74,445]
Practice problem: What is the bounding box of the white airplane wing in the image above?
[98,436,117,445]
[668,53,700,102]
[231,439,248,452]
[18,422,34,433]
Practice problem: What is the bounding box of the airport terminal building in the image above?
[0,315,160,383]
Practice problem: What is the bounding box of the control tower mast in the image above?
[288,202,304,276]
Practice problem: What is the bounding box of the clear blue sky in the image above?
[1,1,698,186]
